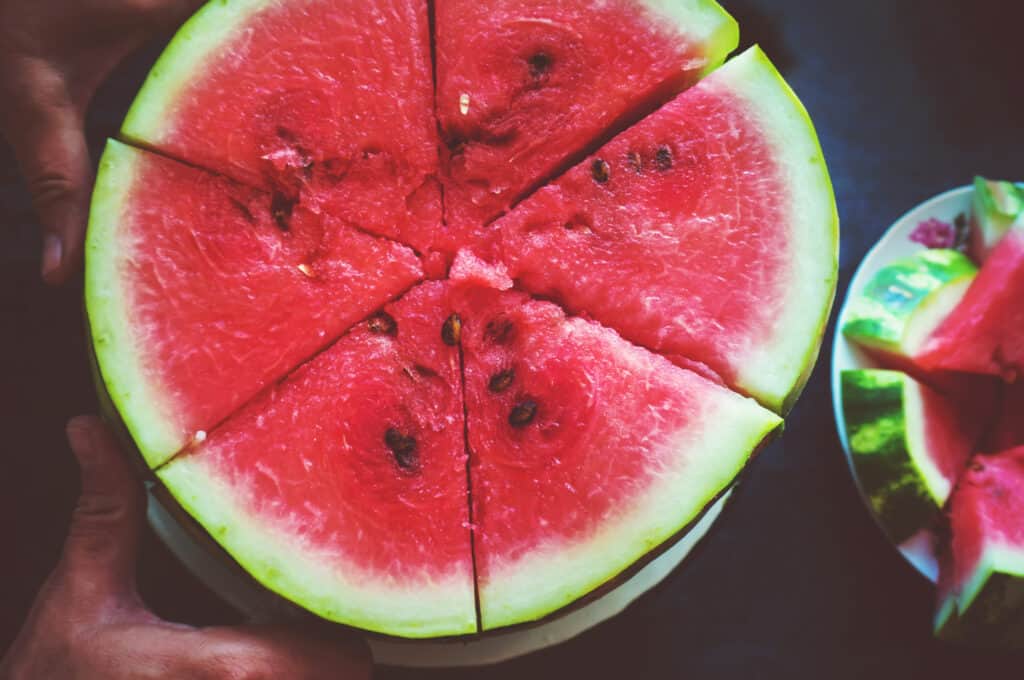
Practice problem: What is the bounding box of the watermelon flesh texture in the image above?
[841,369,977,544]
[486,46,837,412]
[120,0,443,254]
[157,282,476,638]
[435,0,738,233]
[452,279,782,630]
[917,230,1024,382]
[85,141,423,467]
[935,447,1024,645]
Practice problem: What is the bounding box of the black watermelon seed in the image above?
[626,151,643,173]
[384,428,418,470]
[591,159,610,184]
[509,399,538,428]
[270,193,294,232]
[528,52,553,78]
[442,313,462,346]
[485,318,515,344]
[488,368,515,393]
[368,311,398,336]
[655,146,673,171]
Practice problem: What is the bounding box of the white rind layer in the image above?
[901,378,952,503]
[637,0,739,74]
[704,46,838,412]
[121,0,282,147]
[85,140,187,467]
[479,387,781,630]
[959,543,1024,616]
[158,452,479,638]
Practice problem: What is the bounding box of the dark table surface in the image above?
[3,0,1024,677]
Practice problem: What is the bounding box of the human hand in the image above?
[0,0,203,284]
[0,416,372,679]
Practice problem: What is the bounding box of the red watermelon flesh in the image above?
[989,382,1024,453]
[156,281,476,638]
[434,0,738,233]
[450,274,782,629]
[120,0,443,253]
[935,447,1024,641]
[86,142,423,467]
[918,230,1024,382]
[486,47,837,412]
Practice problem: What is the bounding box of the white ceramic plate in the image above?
[147,484,731,668]
[831,185,978,583]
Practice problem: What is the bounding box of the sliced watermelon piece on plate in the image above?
[121,0,443,252]
[451,276,782,630]
[157,282,475,638]
[841,369,977,544]
[842,249,977,374]
[918,230,1024,382]
[935,447,1024,645]
[86,141,423,467]
[970,176,1024,263]
[435,0,738,232]
[486,46,837,412]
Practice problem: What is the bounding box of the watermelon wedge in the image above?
[451,276,782,630]
[485,46,837,412]
[971,177,1024,263]
[917,230,1024,382]
[434,0,738,232]
[120,0,443,252]
[86,141,423,467]
[935,447,1024,645]
[841,369,977,544]
[157,282,476,638]
[842,249,977,374]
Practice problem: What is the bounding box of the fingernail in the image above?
[42,234,63,279]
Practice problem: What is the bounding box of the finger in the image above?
[59,416,145,602]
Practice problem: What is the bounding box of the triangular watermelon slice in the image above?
[157,282,476,638]
[485,46,837,412]
[917,229,1024,382]
[86,141,423,467]
[451,276,782,630]
[434,0,738,233]
[120,0,443,253]
[935,447,1024,645]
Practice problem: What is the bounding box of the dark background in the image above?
[3,0,1024,677]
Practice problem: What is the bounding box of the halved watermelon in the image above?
[451,275,782,630]
[86,141,423,467]
[935,447,1024,645]
[918,230,1024,382]
[841,369,977,544]
[157,282,475,638]
[485,46,837,412]
[434,0,738,232]
[120,0,443,253]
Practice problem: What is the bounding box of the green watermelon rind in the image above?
[121,0,277,151]
[841,369,954,544]
[971,177,1024,261]
[85,140,188,468]
[638,0,739,75]
[842,249,977,359]
[936,545,1024,645]
[698,46,838,414]
[156,453,479,639]
[478,385,782,630]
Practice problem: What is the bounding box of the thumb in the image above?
[60,416,145,603]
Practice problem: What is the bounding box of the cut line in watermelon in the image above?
[87,0,838,639]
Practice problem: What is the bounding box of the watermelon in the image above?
[450,273,782,629]
[434,0,738,232]
[120,0,443,253]
[970,177,1024,263]
[918,230,1024,382]
[841,369,977,544]
[935,447,1024,645]
[157,282,476,638]
[86,141,423,467]
[484,46,837,412]
[842,249,977,374]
